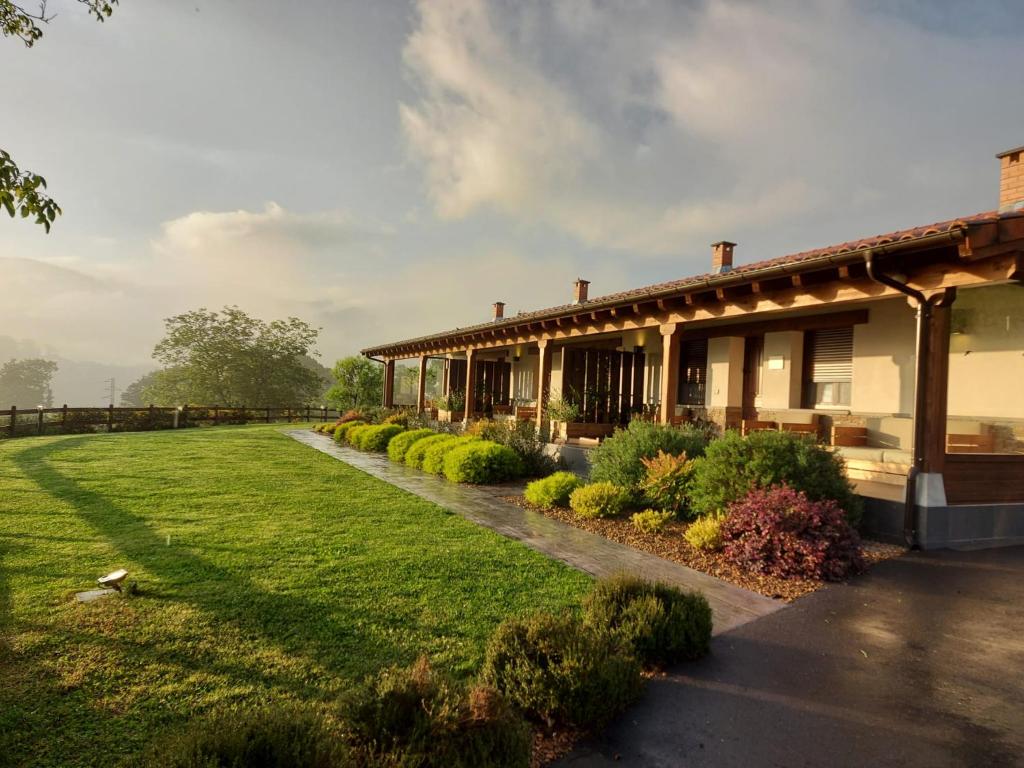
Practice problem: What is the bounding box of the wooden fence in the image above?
[0,404,343,439]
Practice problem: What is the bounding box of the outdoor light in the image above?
[97,568,128,591]
[36,405,43,410]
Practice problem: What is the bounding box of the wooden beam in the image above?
[680,308,869,340]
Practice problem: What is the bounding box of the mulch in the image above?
[503,495,906,602]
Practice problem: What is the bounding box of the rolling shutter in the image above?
[679,339,708,405]
[808,328,853,383]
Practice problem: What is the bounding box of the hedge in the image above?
[354,424,405,452]
[405,433,462,470]
[443,440,523,484]
[422,435,480,475]
[387,428,436,463]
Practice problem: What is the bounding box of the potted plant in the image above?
[546,394,617,441]
[436,391,466,423]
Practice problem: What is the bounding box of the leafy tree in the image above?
[148,306,323,406]
[1,1,119,231]
[325,356,383,409]
[0,357,57,407]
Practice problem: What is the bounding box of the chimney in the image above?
[711,241,735,274]
[492,301,505,321]
[998,145,1024,213]
[573,278,590,304]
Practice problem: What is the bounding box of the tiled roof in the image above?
[362,211,1004,354]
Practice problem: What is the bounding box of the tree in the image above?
[147,306,323,406]
[0,357,57,407]
[1,1,119,232]
[325,356,383,410]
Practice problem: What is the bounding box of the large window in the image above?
[678,339,708,406]
[803,327,853,407]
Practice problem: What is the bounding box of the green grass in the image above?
[0,425,590,767]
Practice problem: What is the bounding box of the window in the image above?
[803,327,853,407]
[678,339,708,406]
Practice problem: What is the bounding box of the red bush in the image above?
[721,485,865,581]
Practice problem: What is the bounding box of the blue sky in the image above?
[1,0,1022,367]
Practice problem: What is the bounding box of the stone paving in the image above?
[287,430,782,634]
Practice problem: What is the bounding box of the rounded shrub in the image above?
[341,657,530,768]
[588,421,708,495]
[629,508,674,534]
[355,424,405,452]
[387,428,436,463]
[406,433,461,470]
[480,612,643,730]
[689,430,862,526]
[683,513,725,551]
[345,423,374,447]
[423,435,479,475]
[146,704,345,768]
[583,574,712,667]
[523,471,583,508]
[569,481,630,519]
[721,484,866,581]
[639,450,697,517]
[443,441,523,484]
[335,420,365,443]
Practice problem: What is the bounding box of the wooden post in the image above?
[107,403,114,433]
[213,405,219,426]
[266,407,271,424]
[37,407,44,435]
[240,404,246,423]
[9,405,15,438]
[148,404,155,428]
[383,360,396,408]
[61,404,68,432]
[922,290,956,474]
[535,340,552,434]
[305,405,310,422]
[417,356,428,412]
[659,323,681,424]
[463,349,476,422]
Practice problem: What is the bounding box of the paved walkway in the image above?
[287,430,781,634]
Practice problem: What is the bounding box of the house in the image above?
[362,146,1024,550]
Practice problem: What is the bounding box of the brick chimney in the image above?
[998,145,1024,213]
[711,241,735,274]
[573,278,590,304]
[492,301,505,321]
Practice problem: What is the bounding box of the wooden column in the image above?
[659,323,680,424]
[382,359,396,408]
[463,349,476,422]
[535,339,552,432]
[417,356,428,412]
[922,290,956,473]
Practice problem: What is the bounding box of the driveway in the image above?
[560,546,1024,768]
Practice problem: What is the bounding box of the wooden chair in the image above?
[831,425,868,447]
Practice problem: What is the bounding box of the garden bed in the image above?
[506,495,905,602]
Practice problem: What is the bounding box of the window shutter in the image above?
[679,339,708,405]
[809,328,853,383]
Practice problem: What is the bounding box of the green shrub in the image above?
[583,574,712,667]
[639,450,697,517]
[524,471,583,508]
[630,509,674,534]
[387,428,436,463]
[423,435,479,475]
[341,657,530,768]
[443,441,523,484]
[406,433,461,470]
[467,419,554,477]
[569,482,629,519]
[345,423,374,447]
[146,704,345,768]
[335,420,365,443]
[354,424,405,452]
[481,612,642,730]
[588,421,708,494]
[689,430,862,526]
[684,514,725,551]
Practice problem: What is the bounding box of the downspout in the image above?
[862,251,931,548]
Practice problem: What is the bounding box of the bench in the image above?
[742,419,777,435]
[832,425,868,447]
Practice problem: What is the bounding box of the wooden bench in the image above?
[832,425,867,447]
[946,431,995,453]
[742,419,778,435]
[780,420,819,437]
[515,406,537,422]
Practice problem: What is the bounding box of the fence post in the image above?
[107,404,114,433]
[62,404,68,432]
[240,404,246,424]
[305,405,310,422]
[148,403,155,428]
[182,404,189,428]
[9,405,15,438]
[213,405,219,426]
[266,407,271,424]
[37,407,44,436]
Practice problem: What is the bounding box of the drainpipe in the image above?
[863,250,948,548]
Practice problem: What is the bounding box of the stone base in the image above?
[860,495,1024,550]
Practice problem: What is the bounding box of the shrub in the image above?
[422,436,479,475]
[383,410,411,428]
[345,423,374,447]
[588,421,708,494]
[545,397,581,423]
[338,409,364,424]
[387,428,436,463]
[467,419,554,477]
[356,424,405,452]
[406,433,461,469]
[480,612,642,730]
[721,485,866,581]
[443,441,523,484]
[569,482,629,519]
[630,509,674,534]
[684,514,725,551]
[688,430,862,526]
[334,420,365,442]
[341,657,530,768]
[524,471,582,508]
[639,450,697,516]
[582,574,712,667]
[147,704,345,768]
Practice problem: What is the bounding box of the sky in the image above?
[2,0,1023,385]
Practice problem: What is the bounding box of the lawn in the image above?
[0,425,591,768]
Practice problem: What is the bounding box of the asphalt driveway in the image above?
[561,546,1024,768]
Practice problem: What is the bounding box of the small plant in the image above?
[683,513,725,551]
[437,391,467,413]
[583,574,712,667]
[406,433,461,469]
[630,508,674,534]
[354,424,405,452]
[422,435,479,475]
[588,421,708,494]
[569,481,629,519]
[721,485,866,581]
[387,428,435,463]
[524,471,582,508]
[639,450,696,516]
[480,612,643,730]
[337,409,364,424]
[467,419,554,477]
[443,441,523,484]
[545,397,581,423]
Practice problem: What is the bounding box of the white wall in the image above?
[851,298,916,415]
[707,336,744,408]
